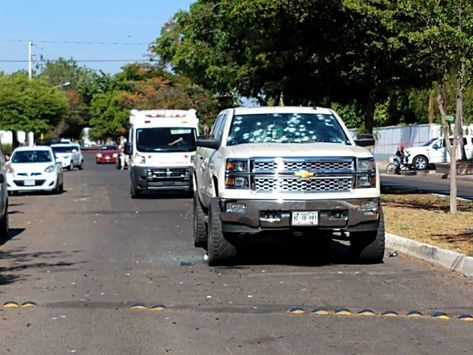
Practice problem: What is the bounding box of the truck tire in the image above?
[350,208,385,263]
[207,198,237,265]
[193,192,208,248]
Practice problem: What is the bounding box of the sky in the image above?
[0,0,194,75]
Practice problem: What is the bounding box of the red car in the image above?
[96,145,120,164]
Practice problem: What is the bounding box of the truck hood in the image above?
[222,143,372,159]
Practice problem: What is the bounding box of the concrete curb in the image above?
[386,233,473,276]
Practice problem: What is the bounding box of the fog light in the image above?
[361,201,378,212]
[226,202,247,214]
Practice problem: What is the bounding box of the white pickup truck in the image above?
[193,106,384,265]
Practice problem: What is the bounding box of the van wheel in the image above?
[130,183,140,199]
[350,208,385,263]
[207,198,237,265]
[193,192,207,248]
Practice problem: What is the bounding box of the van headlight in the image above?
[134,153,146,164]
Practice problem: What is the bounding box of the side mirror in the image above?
[56,162,62,169]
[124,142,132,155]
[196,136,220,149]
[354,133,375,147]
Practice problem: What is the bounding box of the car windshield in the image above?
[100,145,118,151]
[11,150,53,163]
[52,146,74,153]
[136,127,196,152]
[227,113,350,145]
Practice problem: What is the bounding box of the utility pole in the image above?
[28,41,33,80]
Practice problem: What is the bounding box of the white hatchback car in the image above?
[51,143,84,170]
[6,146,64,194]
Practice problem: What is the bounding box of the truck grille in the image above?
[251,157,355,193]
[253,159,354,174]
[254,176,353,193]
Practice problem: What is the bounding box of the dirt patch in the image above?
[382,193,473,256]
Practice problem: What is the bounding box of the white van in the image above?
[125,109,199,198]
[405,135,473,170]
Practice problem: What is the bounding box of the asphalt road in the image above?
[380,171,473,200]
[0,152,472,354]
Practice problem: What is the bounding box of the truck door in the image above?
[196,113,226,206]
[429,138,447,163]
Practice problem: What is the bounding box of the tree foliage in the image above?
[88,64,219,141]
[0,73,68,134]
[153,0,429,133]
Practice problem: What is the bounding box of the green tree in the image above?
[154,0,429,133]
[0,73,68,140]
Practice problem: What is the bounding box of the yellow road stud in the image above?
[287,306,305,315]
[310,307,330,316]
[406,311,423,318]
[357,309,376,317]
[432,312,450,320]
[381,311,399,317]
[21,301,37,308]
[3,302,20,308]
[334,308,352,316]
[129,304,148,310]
[459,314,473,322]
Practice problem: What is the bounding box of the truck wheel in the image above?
[193,192,208,248]
[413,155,428,170]
[350,208,385,263]
[207,198,237,265]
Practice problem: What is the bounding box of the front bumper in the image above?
[219,198,380,235]
[7,173,59,192]
[131,165,193,191]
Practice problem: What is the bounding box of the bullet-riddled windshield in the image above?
[227,113,350,146]
[136,127,197,152]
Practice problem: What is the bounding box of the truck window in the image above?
[227,113,350,146]
[136,127,197,152]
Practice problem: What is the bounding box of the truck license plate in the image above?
[292,211,318,226]
[24,180,35,186]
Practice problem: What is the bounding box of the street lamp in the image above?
[48,81,71,93]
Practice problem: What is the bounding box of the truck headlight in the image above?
[225,176,249,189]
[226,159,249,172]
[357,158,375,172]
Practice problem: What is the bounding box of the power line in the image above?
[0,38,149,46]
[0,59,154,63]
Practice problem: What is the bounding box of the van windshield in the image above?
[227,113,350,145]
[136,127,197,152]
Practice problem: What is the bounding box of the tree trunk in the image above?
[437,92,457,214]
[428,90,435,124]
[12,131,20,149]
[364,89,376,133]
[456,68,467,160]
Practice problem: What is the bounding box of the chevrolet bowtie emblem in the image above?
[294,170,315,179]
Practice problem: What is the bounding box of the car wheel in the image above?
[130,183,140,199]
[350,208,385,263]
[207,198,237,266]
[0,201,9,241]
[79,160,84,170]
[413,155,428,170]
[68,161,74,171]
[193,191,208,249]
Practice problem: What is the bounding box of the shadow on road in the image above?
[0,228,25,246]
[0,248,83,287]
